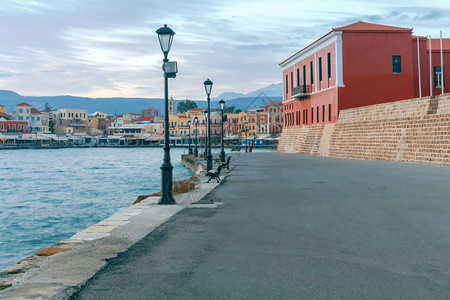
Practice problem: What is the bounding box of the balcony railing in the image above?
[292,85,311,100]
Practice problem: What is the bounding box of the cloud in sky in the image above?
[0,0,449,100]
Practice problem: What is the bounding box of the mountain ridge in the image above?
[0,83,282,115]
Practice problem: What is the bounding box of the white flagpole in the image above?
[429,35,433,96]
[440,31,444,95]
[417,36,422,98]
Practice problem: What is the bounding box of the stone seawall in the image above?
[278,93,450,165]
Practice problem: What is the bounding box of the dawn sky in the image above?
[0,0,449,100]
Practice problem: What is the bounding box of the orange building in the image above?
[280,21,450,129]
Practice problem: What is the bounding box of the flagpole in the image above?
[429,35,433,96]
[417,36,422,98]
[440,31,444,95]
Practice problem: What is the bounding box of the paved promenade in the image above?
[73,153,450,299]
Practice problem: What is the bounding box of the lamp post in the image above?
[203,79,213,171]
[187,120,192,154]
[219,99,226,162]
[156,24,177,205]
[244,121,248,153]
[202,109,208,158]
[194,116,198,157]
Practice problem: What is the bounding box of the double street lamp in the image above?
[204,79,213,171]
[244,121,248,153]
[187,120,192,154]
[194,116,199,157]
[156,24,177,205]
[219,99,226,162]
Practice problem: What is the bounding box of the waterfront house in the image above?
[0,118,28,133]
[11,102,47,133]
[54,108,89,135]
[141,107,161,117]
[263,101,283,136]
[279,21,450,129]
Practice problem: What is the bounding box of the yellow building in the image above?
[238,111,256,137]
[168,113,191,136]
[0,105,5,114]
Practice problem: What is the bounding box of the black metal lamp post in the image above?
[194,116,198,157]
[187,120,192,154]
[156,24,177,205]
[219,99,226,162]
[244,121,248,153]
[202,109,208,158]
[203,79,213,171]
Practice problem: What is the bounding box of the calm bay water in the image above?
[0,147,193,270]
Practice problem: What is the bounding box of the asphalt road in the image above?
[73,153,450,299]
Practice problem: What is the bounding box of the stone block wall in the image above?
[278,93,450,165]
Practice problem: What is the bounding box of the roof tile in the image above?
[333,21,412,32]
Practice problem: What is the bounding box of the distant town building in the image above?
[11,102,46,133]
[99,119,114,136]
[54,108,89,135]
[168,97,175,115]
[280,21,450,129]
[0,104,5,114]
[141,107,161,117]
[0,118,28,133]
[224,113,239,136]
[238,111,256,138]
[263,101,283,135]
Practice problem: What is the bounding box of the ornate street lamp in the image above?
[203,79,213,171]
[194,116,199,157]
[187,120,192,154]
[244,121,248,153]
[202,109,208,158]
[156,24,177,205]
[219,99,226,162]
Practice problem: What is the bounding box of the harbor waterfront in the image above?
[0,147,194,271]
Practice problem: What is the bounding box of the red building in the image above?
[280,21,450,128]
[0,119,29,133]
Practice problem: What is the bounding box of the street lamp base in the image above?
[159,164,176,205]
[220,150,226,162]
[206,153,213,172]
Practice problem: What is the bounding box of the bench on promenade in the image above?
[207,164,223,183]
[231,146,241,152]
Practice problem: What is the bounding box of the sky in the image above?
[0,0,449,100]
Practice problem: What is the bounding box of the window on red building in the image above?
[435,67,444,88]
[303,65,306,88]
[392,55,401,73]
[329,104,332,121]
[310,61,314,85]
[319,57,322,82]
[285,75,288,94]
[327,52,331,79]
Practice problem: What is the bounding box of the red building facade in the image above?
[0,119,29,133]
[280,21,450,129]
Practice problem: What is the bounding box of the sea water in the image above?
[0,147,193,270]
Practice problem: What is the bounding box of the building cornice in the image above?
[279,31,342,69]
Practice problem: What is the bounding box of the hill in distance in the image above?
[213,83,282,100]
[0,83,282,115]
